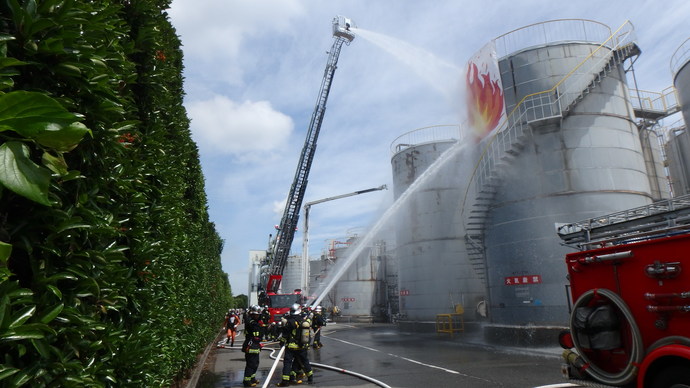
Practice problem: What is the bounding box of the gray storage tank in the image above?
[391,126,485,322]
[468,20,663,332]
[311,237,393,322]
[665,125,690,196]
[667,38,690,196]
[672,38,690,129]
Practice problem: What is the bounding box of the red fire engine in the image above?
[556,195,690,387]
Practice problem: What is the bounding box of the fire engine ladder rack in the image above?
[557,194,690,250]
[463,21,639,283]
[268,33,352,278]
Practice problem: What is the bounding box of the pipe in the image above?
[645,291,690,300]
[647,305,690,313]
[580,250,633,264]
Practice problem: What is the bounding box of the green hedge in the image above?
[0,1,232,386]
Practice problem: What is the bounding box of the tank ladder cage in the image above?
[557,194,690,250]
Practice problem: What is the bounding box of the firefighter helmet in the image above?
[290,303,302,316]
[250,305,261,315]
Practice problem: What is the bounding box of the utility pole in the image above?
[301,185,388,295]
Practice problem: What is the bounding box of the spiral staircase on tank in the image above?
[463,21,641,285]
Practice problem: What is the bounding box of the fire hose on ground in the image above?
[263,344,393,388]
[218,339,392,388]
[218,336,391,388]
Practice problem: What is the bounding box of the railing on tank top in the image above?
[671,37,690,77]
[389,124,463,154]
[493,19,612,59]
[465,20,638,210]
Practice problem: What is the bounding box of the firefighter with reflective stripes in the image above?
[242,305,265,387]
[312,305,326,349]
[277,304,314,386]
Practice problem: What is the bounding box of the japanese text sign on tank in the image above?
[504,275,542,285]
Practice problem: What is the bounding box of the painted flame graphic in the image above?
[466,62,504,139]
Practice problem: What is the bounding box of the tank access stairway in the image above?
[556,194,690,251]
[463,21,640,283]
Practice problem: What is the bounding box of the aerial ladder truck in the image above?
[258,16,355,322]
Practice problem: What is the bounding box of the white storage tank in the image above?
[465,21,662,339]
[390,126,485,322]
[667,38,690,196]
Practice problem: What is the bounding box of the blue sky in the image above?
[168,0,689,295]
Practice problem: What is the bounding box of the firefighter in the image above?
[312,305,326,349]
[223,309,241,346]
[260,305,270,324]
[277,304,314,386]
[241,305,265,387]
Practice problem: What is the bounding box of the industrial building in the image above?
[390,19,685,343]
[255,19,689,345]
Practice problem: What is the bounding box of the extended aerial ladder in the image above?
[260,16,355,297]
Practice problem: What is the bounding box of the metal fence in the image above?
[390,124,463,154]
[629,87,680,114]
[494,19,612,59]
[671,37,690,76]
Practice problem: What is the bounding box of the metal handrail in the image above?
[389,124,463,154]
[671,37,690,77]
[494,19,612,59]
[630,86,680,114]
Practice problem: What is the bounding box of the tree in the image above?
[234,294,248,308]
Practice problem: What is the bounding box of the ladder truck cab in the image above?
[556,195,690,388]
[259,288,307,324]
[257,16,355,323]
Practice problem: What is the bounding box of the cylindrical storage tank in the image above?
[483,20,654,328]
[391,126,485,322]
[665,127,690,196]
[672,38,690,130]
[332,237,388,321]
[668,38,690,196]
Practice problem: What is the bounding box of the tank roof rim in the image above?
[493,18,611,42]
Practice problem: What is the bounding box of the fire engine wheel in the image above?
[570,288,644,386]
[650,365,690,388]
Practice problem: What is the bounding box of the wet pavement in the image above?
[199,323,568,388]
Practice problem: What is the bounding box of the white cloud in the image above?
[187,95,294,155]
[168,0,306,87]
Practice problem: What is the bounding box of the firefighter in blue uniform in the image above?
[277,304,314,386]
[242,305,265,387]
